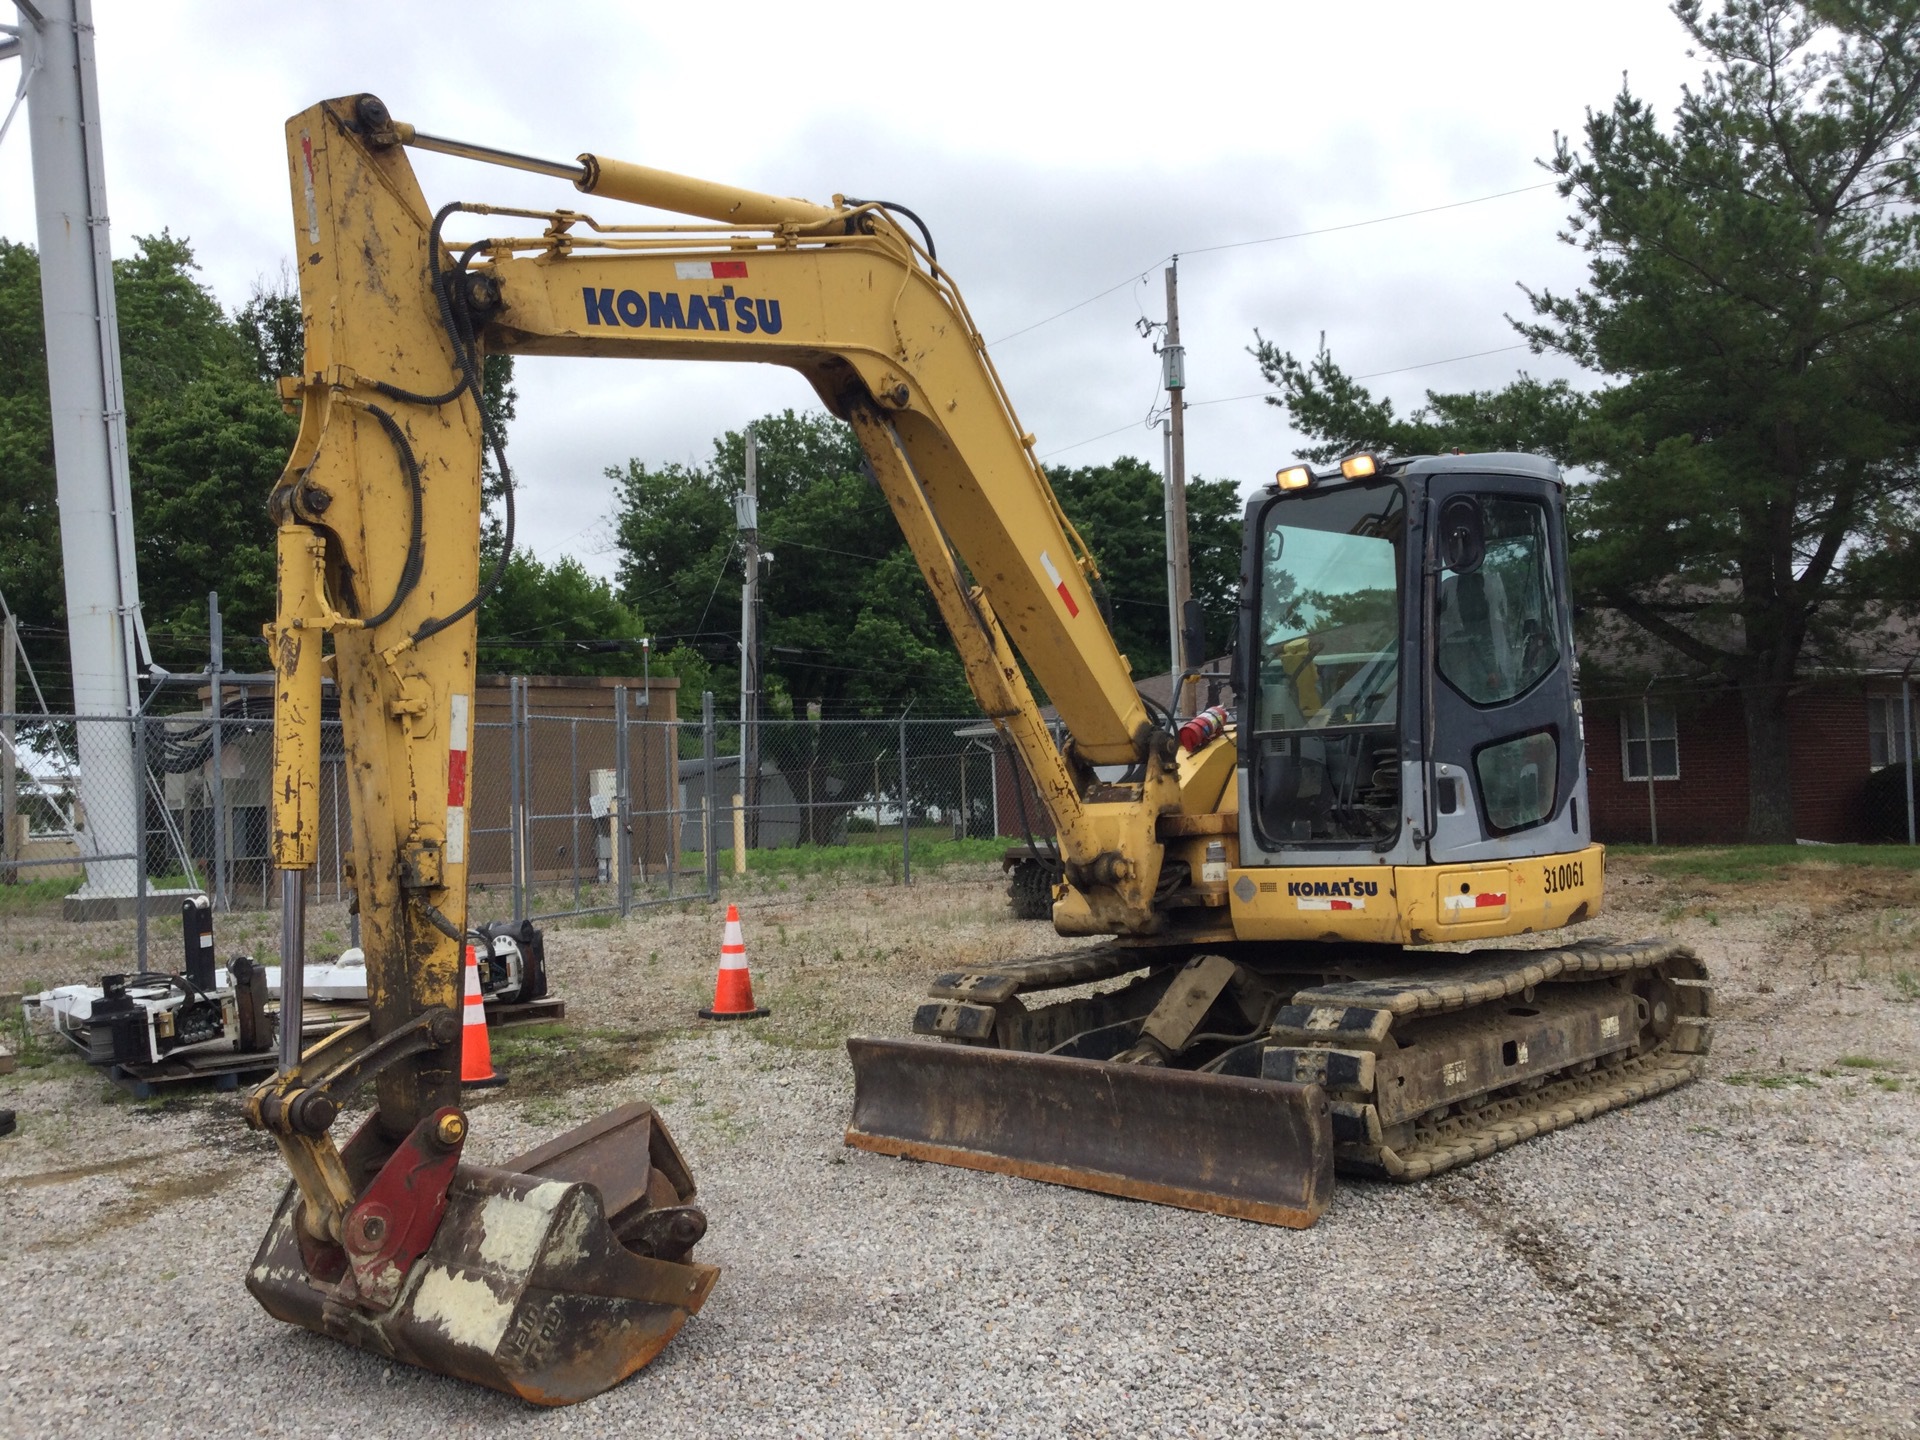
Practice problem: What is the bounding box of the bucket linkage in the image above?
[245,1006,715,1406]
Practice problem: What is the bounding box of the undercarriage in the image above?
[847,937,1710,1219]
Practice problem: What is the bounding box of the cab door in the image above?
[1420,470,1588,866]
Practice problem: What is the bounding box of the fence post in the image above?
[615,685,631,916]
[1,615,13,887]
[702,691,719,897]
[664,708,678,896]
[508,676,525,922]
[899,712,911,884]
[208,591,227,911]
[133,714,148,968]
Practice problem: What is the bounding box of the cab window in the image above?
[1435,496,1560,707]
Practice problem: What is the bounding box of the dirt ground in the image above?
[0,853,1916,1438]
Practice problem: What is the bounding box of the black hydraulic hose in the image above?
[348,200,519,646]
[370,203,475,409]
[1007,738,1059,863]
[355,402,428,631]
[842,197,937,263]
[410,418,515,647]
[124,971,216,1007]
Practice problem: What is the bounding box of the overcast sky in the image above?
[1,0,1703,584]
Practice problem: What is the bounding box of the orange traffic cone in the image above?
[460,944,506,1087]
[700,904,769,1019]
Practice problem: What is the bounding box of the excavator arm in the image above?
[244,94,1272,1404]
[274,92,1193,950]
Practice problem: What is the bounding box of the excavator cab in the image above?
[1242,453,1591,871]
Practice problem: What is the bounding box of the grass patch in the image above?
[706,837,1006,885]
[1723,1070,1819,1089]
[0,873,85,915]
[1837,1055,1897,1071]
[1871,1074,1905,1093]
[1615,844,1920,885]
[480,1020,676,1097]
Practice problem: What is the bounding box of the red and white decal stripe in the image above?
[446,694,470,866]
[674,260,750,280]
[1038,550,1080,618]
[1442,891,1507,911]
[1296,897,1362,911]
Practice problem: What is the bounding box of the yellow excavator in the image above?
[246,95,1711,1404]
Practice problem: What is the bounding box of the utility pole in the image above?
[15,0,152,911]
[736,428,761,850]
[1163,259,1195,719]
[2,614,16,885]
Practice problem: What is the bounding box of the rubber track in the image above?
[1329,939,1713,1181]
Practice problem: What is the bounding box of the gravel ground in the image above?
[1,857,1916,1439]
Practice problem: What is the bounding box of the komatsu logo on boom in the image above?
[581,272,783,335]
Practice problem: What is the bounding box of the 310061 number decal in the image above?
[1543,859,1586,895]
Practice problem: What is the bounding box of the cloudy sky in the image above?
[0,0,1702,582]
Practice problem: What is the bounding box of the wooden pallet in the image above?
[489,996,566,1027]
[110,1047,278,1099]
[294,995,567,1029]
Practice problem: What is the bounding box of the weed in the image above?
[1871,1074,1905,1093]
[1895,970,1920,1001]
[1616,843,1920,884]
[1838,1055,1896,1071]
[575,913,615,930]
[480,1019,672,1097]
[0,874,85,916]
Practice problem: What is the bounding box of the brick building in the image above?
[1581,669,1916,845]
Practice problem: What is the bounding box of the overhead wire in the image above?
[1037,342,1535,460]
[987,181,1555,348]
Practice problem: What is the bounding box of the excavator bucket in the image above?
[844,1037,1335,1227]
[247,1103,718,1406]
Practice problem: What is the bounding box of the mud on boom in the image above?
[246,94,1709,1404]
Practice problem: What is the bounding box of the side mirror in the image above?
[1181,597,1207,671]
[1439,496,1485,574]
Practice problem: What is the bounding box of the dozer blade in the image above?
[247,1103,718,1406]
[845,1036,1335,1228]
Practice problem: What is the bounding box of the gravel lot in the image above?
[2,855,1916,1439]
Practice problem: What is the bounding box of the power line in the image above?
[1037,342,1533,461]
[988,182,1555,348]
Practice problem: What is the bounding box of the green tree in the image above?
[1255,0,1920,842]
[233,270,304,389]
[1047,457,1244,677]
[130,371,292,652]
[476,549,650,676]
[612,409,973,717]
[0,239,61,637]
[0,233,295,689]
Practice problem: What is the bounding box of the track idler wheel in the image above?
[247,1102,718,1405]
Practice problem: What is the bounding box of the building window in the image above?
[1868,695,1916,770]
[1621,702,1679,781]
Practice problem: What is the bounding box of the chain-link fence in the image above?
[1,688,1049,968]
